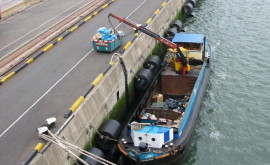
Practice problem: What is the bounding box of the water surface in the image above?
[181,0,270,164]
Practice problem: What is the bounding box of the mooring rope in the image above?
[38,130,116,165]
[89,123,119,143]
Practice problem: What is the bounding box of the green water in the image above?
[181,0,270,164]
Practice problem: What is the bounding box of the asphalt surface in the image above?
[2,0,23,11]
[0,0,96,58]
[0,0,166,164]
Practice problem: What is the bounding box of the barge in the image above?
[95,14,212,165]
[118,34,211,165]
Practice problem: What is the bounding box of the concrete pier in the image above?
[30,0,187,164]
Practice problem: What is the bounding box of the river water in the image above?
[180,0,270,165]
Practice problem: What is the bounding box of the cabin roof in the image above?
[172,33,204,43]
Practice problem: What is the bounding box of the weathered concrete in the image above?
[30,0,186,164]
[1,0,41,20]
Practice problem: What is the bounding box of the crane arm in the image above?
[108,13,187,66]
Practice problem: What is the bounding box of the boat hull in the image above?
[118,55,211,165]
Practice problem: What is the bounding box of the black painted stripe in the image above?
[64,110,73,118]
[52,40,58,45]
[83,85,94,98]
[97,8,103,13]
[131,36,137,42]
[33,51,44,60]
[62,31,71,38]
[21,150,38,165]
[103,65,111,75]
[108,1,113,5]
[15,63,28,73]
[78,20,85,27]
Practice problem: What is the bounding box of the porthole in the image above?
[139,137,142,140]
[152,138,155,141]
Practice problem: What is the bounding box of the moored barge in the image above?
[95,14,212,165]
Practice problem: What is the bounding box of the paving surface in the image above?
[0,0,98,59]
[0,0,167,164]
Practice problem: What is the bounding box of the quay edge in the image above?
[29,0,188,164]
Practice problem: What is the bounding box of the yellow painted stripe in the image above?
[154,9,160,15]
[43,44,53,52]
[92,74,104,86]
[93,11,98,16]
[84,15,92,22]
[35,143,44,152]
[110,61,115,66]
[57,36,63,42]
[102,4,109,9]
[162,1,167,7]
[135,33,139,37]
[26,58,34,64]
[146,18,152,24]
[112,0,116,1]
[124,41,132,50]
[70,96,85,112]
[1,71,15,83]
[70,25,78,32]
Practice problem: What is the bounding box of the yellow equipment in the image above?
[167,47,191,73]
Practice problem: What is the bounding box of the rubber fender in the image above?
[143,55,161,73]
[181,26,187,32]
[79,147,105,165]
[190,11,196,17]
[134,69,153,91]
[164,34,174,41]
[188,0,196,7]
[165,27,178,38]
[103,145,121,163]
[183,2,194,16]
[95,120,121,151]
[170,20,183,33]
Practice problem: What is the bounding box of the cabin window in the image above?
[152,138,155,141]
[139,137,142,140]
[182,43,201,50]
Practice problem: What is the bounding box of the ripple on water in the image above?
[181,0,270,164]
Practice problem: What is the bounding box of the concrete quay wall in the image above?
[30,0,186,164]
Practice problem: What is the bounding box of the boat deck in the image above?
[162,64,202,77]
[160,64,202,96]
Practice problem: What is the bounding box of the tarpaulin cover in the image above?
[172,33,204,43]
[97,27,117,41]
